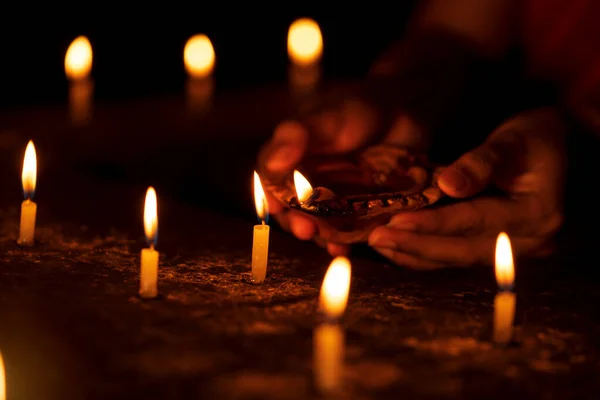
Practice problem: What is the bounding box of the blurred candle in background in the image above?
[287,18,323,102]
[65,36,93,126]
[184,34,215,117]
[314,256,351,394]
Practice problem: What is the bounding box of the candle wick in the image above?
[262,220,265,226]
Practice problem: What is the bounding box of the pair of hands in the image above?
[259,94,566,269]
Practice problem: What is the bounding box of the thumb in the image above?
[439,137,509,198]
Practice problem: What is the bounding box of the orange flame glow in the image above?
[288,18,323,66]
[65,36,92,80]
[293,170,313,203]
[144,187,158,246]
[21,140,36,199]
[184,34,216,79]
[253,171,268,222]
[320,256,352,320]
[495,232,515,291]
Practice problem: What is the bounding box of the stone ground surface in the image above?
[0,87,598,399]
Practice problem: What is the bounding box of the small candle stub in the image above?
[140,187,160,299]
[251,172,270,284]
[18,141,37,246]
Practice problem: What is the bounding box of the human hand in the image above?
[258,87,429,256]
[368,107,567,269]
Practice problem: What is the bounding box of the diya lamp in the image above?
[65,36,93,126]
[18,140,37,246]
[314,256,352,394]
[287,18,323,102]
[184,34,215,117]
[493,232,516,345]
[251,172,270,283]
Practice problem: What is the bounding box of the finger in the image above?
[372,247,446,270]
[327,243,350,257]
[387,197,527,236]
[304,98,379,153]
[439,139,509,198]
[383,114,430,151]
[288,211,317,241]
[263,121,308,174]
[265,191,284,215]
[369,228,543,266]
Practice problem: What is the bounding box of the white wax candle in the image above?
[0,349,5,400]
[251,223,270,283]
[186,77,214,116]
[18,199,37,245]
[493,291,516,344]
[140,246,159,299]
[314,322,344,393]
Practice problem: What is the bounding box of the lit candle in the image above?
[287,18,323,101]
[493,232,516,344]
[184,34,215,117]
[65,36,93,126]
[0,350,5,400]
[293,170,313,204]
[140,187,159,299]
[18,140,37,246]
[314,256,352,394]
[251,171,270,283]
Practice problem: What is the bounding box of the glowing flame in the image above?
[495,232,515,291]
[21,140,36,199]
[320,256,351,320]
[144,187,158,246]
[288,18,323,66]
[253,171,268,222]
[294,170,313,203]
[184,34,216,79]
[65,36,93,80]
[0,350,4,400]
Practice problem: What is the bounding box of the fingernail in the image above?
[440,168,469,193]
[266,146,294,172]
[387,216,416,230]
[368,230,396,249]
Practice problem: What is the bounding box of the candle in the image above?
[0,350,5,400]
[493,232,516,344]
[140,187,159,299]
[65,36,94,126]
[251,171,270,283]
[293,170,313,204]
[287,18,323,101]
[18,140,37,246]
[184,34,215,117]
[314,256,352,394]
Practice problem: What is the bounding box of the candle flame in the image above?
[495,232,514,291]
[253,171,269,222]
[184,34,216,79]
[293,170,313,203]
[0,350,4,400]
[65,36,92,80]
[288,18,323,66]
[21,140,36,199]
[320,256,352,320]
[144,187,158,246]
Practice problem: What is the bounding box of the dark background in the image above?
[0,9,418,108]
